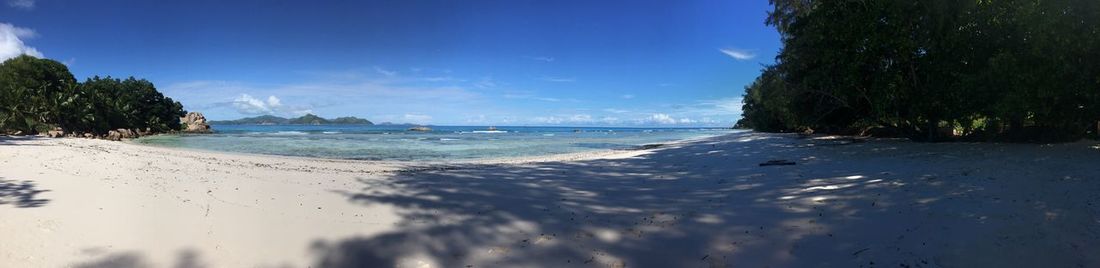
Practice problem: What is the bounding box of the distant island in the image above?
[210,114,373,125]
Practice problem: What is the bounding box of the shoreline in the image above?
[111,130,738,167]
[3,131,1099,267]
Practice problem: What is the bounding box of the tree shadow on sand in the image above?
[71,249,207,268]
[312,133,1100,267]
[0,177,50,208]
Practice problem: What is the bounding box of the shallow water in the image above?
[135,125,737,161]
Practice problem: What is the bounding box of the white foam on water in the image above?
[272,131,308,135]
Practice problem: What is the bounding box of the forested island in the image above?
[209,114,373,125]
[0,55,187,138]
[737,1,1099,142]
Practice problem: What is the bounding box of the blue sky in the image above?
[0,0,779,126]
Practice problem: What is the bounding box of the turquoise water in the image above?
[134,125,736,161]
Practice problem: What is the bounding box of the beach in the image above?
[2,132,1099,267]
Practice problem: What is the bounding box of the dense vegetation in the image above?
[209,114,373,125]
[737,0,1100,142]
[0,55,185,135]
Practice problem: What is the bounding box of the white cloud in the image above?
[603,108,629,114]
[719,48,756,61]
[526,56,555,62]
[569,114,593,123]
[231,94,312,116]
[373,66,396,77]
[7,0,34,9]
[648,113,678,124]
[531,114,596,125]
[502,91,580,103]
[0,23,43,61]
[620,94,635,99]
[540,76,575,83]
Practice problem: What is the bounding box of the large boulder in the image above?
[116,128,138,139]
[105,130,122,141]
[46,128,65,138]
[180,112,213,133]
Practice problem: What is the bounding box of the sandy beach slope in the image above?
[2,132,1099,267]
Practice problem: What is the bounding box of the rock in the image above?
[407,126,432,132]
[83,133,95,138]
[115,128,138,139]
[46,128,65,138]
[105,130,122,141]
[180,112,213,133]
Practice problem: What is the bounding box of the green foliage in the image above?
[288,113,329,125]
[741,0,1100,142]
[0,55,185,135]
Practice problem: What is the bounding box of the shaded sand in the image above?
[2,132,1100,267]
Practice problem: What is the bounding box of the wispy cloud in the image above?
[620,94,635,99]
[475,76,497,88]
[525,56,555,62]
[502,92,580,103]
[162,76,486,120]
[719,48,756,61]
[373,66,397,77]
[540,76,575,83]
[402,114,432,124]
[7,0,34,10]
[0,23,43,61]
[531,114,601,125]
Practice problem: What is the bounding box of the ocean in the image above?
[134,125,738,161]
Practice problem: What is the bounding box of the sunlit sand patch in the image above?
[395,253,437,268]
[694,213,724,224]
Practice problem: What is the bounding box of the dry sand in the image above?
[1,132,1099,267]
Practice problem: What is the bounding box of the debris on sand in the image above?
[759,159,796,166]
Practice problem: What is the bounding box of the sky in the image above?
[0,0,780,126]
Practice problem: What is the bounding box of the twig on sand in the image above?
[759,160,796,166]
[851,247,870,256]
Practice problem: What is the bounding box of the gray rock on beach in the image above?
[180,112,213,133]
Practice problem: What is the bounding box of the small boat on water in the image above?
[407,126,432,132]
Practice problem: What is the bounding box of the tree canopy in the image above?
[737,0,1100,142]
[0,55,185,135]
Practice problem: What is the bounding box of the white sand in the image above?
[2,132,1099,267]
